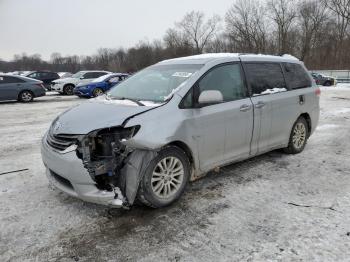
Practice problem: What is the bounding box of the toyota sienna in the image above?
[41,53,320,208]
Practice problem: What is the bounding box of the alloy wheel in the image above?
[151,156,184,198]
[21,91,33,102]
[93,88,103,97]
[292,122,306,149]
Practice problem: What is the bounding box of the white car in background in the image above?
[51,70,111,95]
[57,72,73,78]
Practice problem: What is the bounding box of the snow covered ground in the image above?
[0,85,350,261]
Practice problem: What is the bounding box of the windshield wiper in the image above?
[111,96,145,106]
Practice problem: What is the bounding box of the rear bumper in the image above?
[41,133,122,207]
[34,89,46,98]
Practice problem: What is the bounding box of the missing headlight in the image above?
[76,125,140,191]
[92,125,140,158]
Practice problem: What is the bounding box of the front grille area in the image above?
[50,170,73,189]
[46,132,78,151]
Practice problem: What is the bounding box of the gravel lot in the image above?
[1,87,350,262]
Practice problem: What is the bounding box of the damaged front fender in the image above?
[74,125,156,208]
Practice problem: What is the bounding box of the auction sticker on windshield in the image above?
[172,72,193,78]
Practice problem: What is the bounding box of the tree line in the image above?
[0,0,349,73]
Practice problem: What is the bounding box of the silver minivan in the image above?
[41,53,320,208]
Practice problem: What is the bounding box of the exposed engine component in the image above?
[75,125,140,206]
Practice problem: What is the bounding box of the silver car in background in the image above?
[0,74,46,102]
[41,53,320,208]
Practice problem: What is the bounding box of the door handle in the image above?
[299,95,305,105]
[255,101,265,108]
[240,104,252,112]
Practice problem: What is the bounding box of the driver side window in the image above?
[198,63,246,103]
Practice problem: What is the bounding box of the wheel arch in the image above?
[165,141,195,168]
[299,113,311,137]
[63,83,75,88]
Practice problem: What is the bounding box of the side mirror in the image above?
[198,90,223,104]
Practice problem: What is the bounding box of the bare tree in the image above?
[268,0,298,55]
[324,0,350,20]
[163,28,194,57]
[322,0,350,67]
[298,0,328,61]
[177,11,221,54]
[226,0,269,53]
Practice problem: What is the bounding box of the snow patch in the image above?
[316,124,339,131]
[253,88,287,96]
[333,108,350,114]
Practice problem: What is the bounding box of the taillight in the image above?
[315,87,321,96]
[36,83,45,89]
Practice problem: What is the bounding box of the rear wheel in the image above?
[92,88,104,97]
[137,146,190,208]
[63,84,74,95]
[18,90,34,102]
[324,81,332,86]
[284,117,308,154]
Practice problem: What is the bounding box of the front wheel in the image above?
[284,117,308,154]
[137,146,190,208]
[63,84,74,95]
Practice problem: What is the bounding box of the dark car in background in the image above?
[0,74,46,102]
[25,71,60,90]
[311,72,337,86]
[74,73,129,97]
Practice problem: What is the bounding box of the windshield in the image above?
[93,74,114,83]
[108,64,202,102]
[71,72,85,78]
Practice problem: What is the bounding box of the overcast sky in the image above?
[0,0,233,61]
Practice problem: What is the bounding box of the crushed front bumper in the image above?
[41,133,123,207]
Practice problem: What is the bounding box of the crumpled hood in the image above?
[53,99,155,135]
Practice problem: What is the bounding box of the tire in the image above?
[18,90,34,102]
[284,117,309,154]
[137,146,191,208]
[92,88,104,97]
[63,84,74,95]
[324,81,331,86]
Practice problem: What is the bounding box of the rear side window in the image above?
[95,72,108,78]
[109,77,120,83]
[39,72,48,78]
[197,63,246,103]
[83,72,97,78]
[84,72,107,78]
[0,76,25,83]
[28,72,39,78]
[245,63,287,96]
[83,72,95,79]
[283,63,311,89]
[49,72,59,78]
